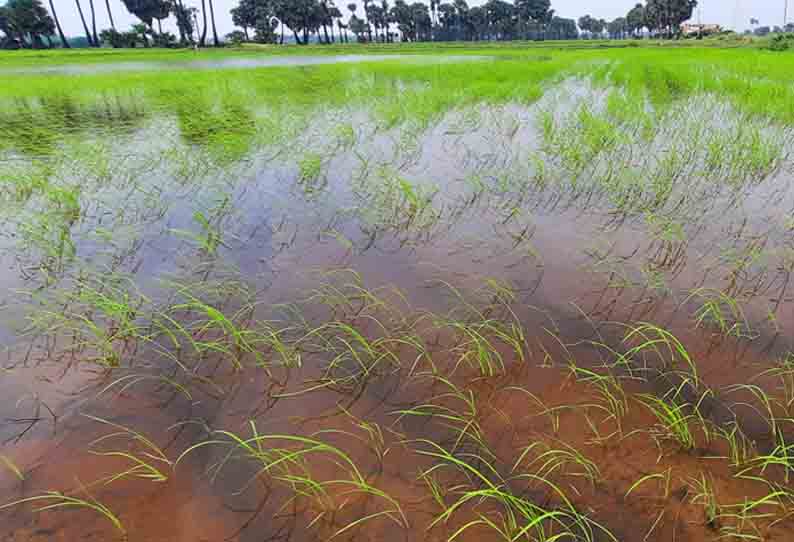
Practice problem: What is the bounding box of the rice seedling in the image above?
[0,454,25,482]
[624,469,671,501]
[415,439,615,542]
[687,473,721,530]
[686,287,755,340]
[0,491,125,536]
[85,415,172,485]
[177,422,407,538]
[637,379,711,454]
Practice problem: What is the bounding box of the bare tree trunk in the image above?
[88,0,99,46]
[74,0,94,46]
[200,0,208,46]
[208,0,219,46]
[104,0,115,30]
[49,0,70,48]
[322,23,330,43]
[243,26,249,40]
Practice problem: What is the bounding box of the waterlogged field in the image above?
[1,44,794,542]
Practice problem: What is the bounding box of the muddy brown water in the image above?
[1,86,794,541]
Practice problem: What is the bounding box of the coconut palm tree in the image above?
[88,0,99,45]
[48,0,70,47]
[104,0,115,30]
[208,0,219,45]
[74,0,94,46]
[200,0,208,45]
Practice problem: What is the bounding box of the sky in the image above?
[51,0,786,39]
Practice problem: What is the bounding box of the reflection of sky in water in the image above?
[1,54,491,75]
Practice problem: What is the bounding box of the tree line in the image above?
[0,0,701,49]
[578,0,698,40]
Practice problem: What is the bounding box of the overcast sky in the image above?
[51,0,786,39]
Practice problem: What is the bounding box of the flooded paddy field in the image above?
[1,46,794,542]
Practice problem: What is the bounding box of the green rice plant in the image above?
[717,423,757,469]
[511,440,601,488]
[177,422,407,538]
[736,429,794,484]
[714,490,789,541]
[305,319,401,393]
[687,473,721,529]
[567,365,628,440]
[22,273,149,368]
[686,288,755,340]
[637,379,711,453]
[86,415,172,484]
[0,455,25,482]
[172,209,225,257]
[416,439,615,542]
[619,323,699,384]
[170,295,284,370]
[393,375,491,457]
[298,152,324,186]
[624,469,671,500]
[753,353,794,416]
[0,491,125,535]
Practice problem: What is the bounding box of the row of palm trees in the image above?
[43,0,220,49]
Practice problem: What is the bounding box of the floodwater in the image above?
[0,53,491,75]
[1,78,794,542]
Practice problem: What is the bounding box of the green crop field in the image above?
[1,41,794,542]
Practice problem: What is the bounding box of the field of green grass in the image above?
[0,42,794,542]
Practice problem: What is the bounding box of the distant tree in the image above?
[120,0,169,37]
[467,4,487,40]
[607,16,628,39]
[131,21,151,46]
[626,3,645,36]
[362,0,372,40]
[577,14,594,36]
[754,25,771,36]
[484,0,515,40]
[225,29,246,43]
[274,0,323,44]
[644,0,697,37]
[172,0,196,43]
[515,0,552,40]
[231,0,256,40]
[100,27,138,47]
[548,16,577,39]
[253,2,278,42]
[1,0,56,47]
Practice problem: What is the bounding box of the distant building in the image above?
[681,23,723,36]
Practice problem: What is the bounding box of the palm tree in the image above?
[362,0,372,41]
[104,0,115,31]
[48,0,70,48]
[208,0,219,46]
[200,0,208,45]
[88,0,99,46]
[74,0,94,46]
